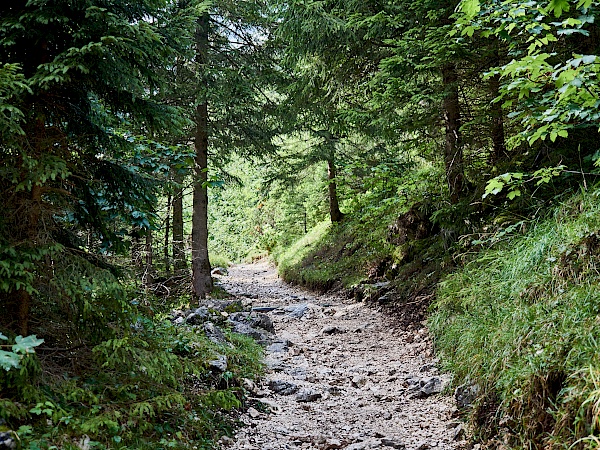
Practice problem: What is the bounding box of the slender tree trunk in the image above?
[489,42,506,165]
[13,184,43,335]
[16,289,30,336]
[191,12,213,301]
[131,228,143,267]
[172,173,187,273]
[164,193,171,275]
[442,63,465,204]
[303,210,307,234]
[143,230,154,288]
[327,155,344,223]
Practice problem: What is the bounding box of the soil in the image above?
[216,260,465,450]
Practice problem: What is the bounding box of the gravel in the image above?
[218,261,465,450]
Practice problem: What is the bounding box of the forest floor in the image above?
[216,260,466,450]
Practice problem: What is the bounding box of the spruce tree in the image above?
[0,0,191,334]
[164,0,281,301]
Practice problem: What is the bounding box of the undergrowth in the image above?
[430,188,600,449]
[209,254,231,270]
[0,307,263,449]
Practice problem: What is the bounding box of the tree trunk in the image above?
[164,193,171,275]
[442,63,465,204]
[327,156,344,223]
[15,289,30,336]
[143,230,154,288]
[489,42,506,165]
[191,12,213,301]
[13,157,46,335]
[303,210,307,234]
[11,44,52,335]
[131,228,143,267]
[172,173,187,273]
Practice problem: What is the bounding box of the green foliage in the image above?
[208,154,330,262]
[483,165,567,200]
[0,334,44,372]
[430,187,600,447]
[1,314,263,449]
[209,254,231,269]
[0,63,29,136]
[455,0,600,145]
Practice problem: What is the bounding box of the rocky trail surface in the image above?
[216,260,466,450]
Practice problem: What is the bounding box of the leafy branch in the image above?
[0,333,44,371]
[483,165,567,200]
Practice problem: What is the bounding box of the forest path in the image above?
[217,260,463,450]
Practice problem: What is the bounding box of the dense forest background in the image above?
[1,0,600,448]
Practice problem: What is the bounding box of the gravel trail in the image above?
[217,260,464,450]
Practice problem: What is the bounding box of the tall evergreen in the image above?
[191,11,213,299]
[0,0,191,334]
[183,0,281,300]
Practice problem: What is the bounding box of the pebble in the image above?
[351,375,368,388]
[247,407,261,418]
[295,388,321,403]
[321,325,344,335]
[242,378,258,394]
[220,435,234,446]
[381,437,406,449]
[451,424,465,441]
[216,261,461,450]
[268,380,299,395]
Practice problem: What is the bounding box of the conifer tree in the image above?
[0,0,191,334]
[168,0,281,301]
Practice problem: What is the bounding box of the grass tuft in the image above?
[273,216,396,291]
[210,253,232,269]
[430,188,600,448]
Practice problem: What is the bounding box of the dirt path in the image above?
[217,260,464,450]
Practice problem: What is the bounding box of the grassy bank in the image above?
[430,189,600,448]
[273,207,399,291]
[273,200,454,323]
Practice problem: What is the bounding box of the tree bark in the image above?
[442,63,465,204]
[131,228,143,267]
[16,289,30,336]
[13,184,43,336]
[191,12,213,301]
[164,193,171,275]
[143,230,154,288]
[327,156,344,223]
[172,173,187,273]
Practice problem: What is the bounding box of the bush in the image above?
[0,314,263,449]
